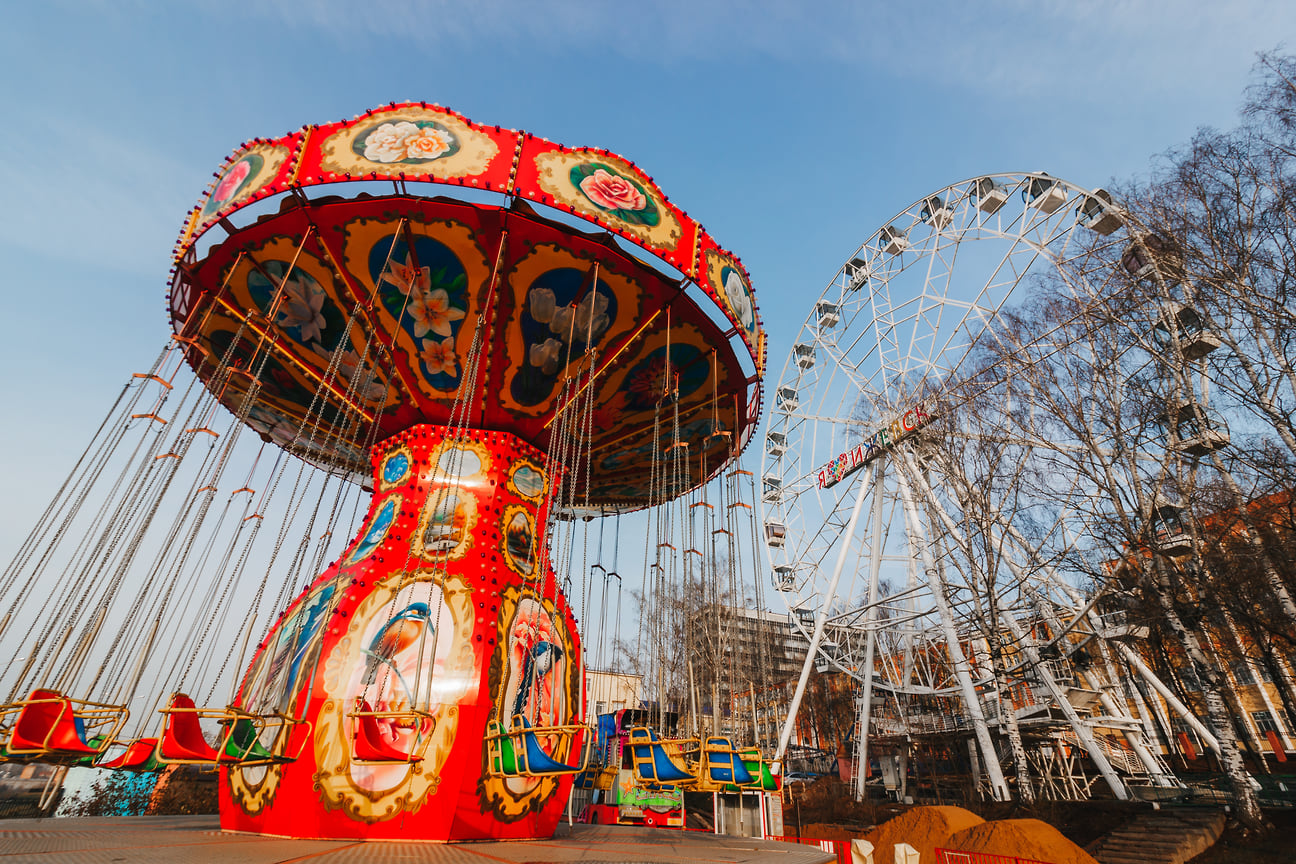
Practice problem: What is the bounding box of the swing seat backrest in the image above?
[628,727,694,785]
[704,736,754,786]
[8,689,97,755]
[737,747,775,789]
[158,693,220,762]
[487,720,519,775]
[352,700,422,763]
[508,715,584,776]
[220,715,281,764]
[760,758,782,791]
[99,738,160,772]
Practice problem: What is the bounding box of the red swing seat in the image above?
[3,688,127,761]
[157,693,222,763]
[349,700,429,764]
[99,737,160,771]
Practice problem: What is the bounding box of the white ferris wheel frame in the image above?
[758,173,1177,801]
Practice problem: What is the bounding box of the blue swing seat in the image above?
[628,727,698,786]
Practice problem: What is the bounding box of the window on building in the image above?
[1231,662,1257,687]
[1252,710,1284,736]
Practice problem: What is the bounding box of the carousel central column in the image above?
[220,424,582,842]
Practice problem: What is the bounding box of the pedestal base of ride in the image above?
[219,424,582,842]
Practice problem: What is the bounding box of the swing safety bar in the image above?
[156,693,309,767]
[347,701,434,764]
[485,715,590,778]
[97,737,162,772]
[700,736,758,790]
[627,727,701,787]
[0,688,128,764]
[701,737,782,792]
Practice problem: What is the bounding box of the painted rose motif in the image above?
[579,167,646,212]
[421,337,459,378]
[409,288,466,339]
[405,126,453,160]
[360,120,456,164]
[214,159,252,202]
[201,153,267,220]
[569,163,660,227]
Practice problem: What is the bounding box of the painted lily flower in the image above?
[276,275,328,343]
[409,288,465,339]
[420,337,459,378]
[381,253,431,297]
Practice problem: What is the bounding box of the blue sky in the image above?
[1,0,1292,560]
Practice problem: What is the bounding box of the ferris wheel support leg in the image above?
[1080,669,1180,787]
[907,463,1129,801]
[853,463,889,802]
[985,510,1181,787]
[1116,642,1221,757]
[893,468,1010,801]
[774,465,874,762]
[998,611,1129,800]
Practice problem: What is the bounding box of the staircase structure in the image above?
[1087,809,1226,864]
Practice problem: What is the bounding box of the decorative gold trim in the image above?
[506,458,548,502]
[319,107,499,179]
[413,485,477,562]
[227,758,283,816]
[500,504,538,580]
[314,570,476,824]
[377,445,414,492]
[533,149,681,248]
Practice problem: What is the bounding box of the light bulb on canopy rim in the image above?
[170,101,765,510]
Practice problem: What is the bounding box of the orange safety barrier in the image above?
[770,835,850,864]
[935,850,1056,864]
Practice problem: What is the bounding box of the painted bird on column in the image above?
[511,639,563,719]
[363,602,434,701]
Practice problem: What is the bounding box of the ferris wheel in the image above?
[759,173,1180,800]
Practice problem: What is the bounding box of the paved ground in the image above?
[0,816,835,863]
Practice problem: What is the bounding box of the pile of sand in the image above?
[860,805,984,864]
[945,818,1098,864]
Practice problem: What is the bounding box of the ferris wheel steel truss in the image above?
[761,173,1185,802]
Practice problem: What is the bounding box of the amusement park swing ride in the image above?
[0,103,784,841]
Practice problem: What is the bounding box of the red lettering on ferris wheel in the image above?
[817,401,935,489]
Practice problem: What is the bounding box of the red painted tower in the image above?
[167,103,763,841]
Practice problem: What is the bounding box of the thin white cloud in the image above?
[0,112,198,276]
[235,0,1291,108]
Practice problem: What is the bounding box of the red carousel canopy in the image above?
[168,103,763,509]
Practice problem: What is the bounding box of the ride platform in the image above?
[0,816,834,863]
